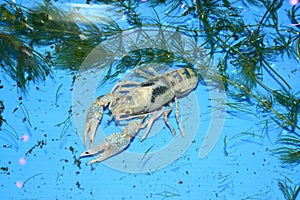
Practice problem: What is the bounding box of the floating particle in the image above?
[290,0,299,5]
[19,157,26,165]
[21,134,29,142]
[16,181,23,188]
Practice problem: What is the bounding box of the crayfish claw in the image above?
[80,132,132,164]
[84,101,104,147]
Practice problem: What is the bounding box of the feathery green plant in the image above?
[0,0,299,196]
[278,177,300,200]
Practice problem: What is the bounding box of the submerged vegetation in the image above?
[278,177,300,200]
[0,0,299,198]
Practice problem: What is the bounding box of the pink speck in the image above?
[290,0,299,6]
[181,3,186,9]
[21,134,29,142]
[141,0,147,2]
[16,181,23,188]
[19,157,26,165]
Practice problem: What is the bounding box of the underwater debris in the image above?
[0,166,9,175]
[0,100,4,128]
[0,1,299,199]
[19,173,43,188]
[25,140,47,156]
[138,145,154,165]
[153,185,181,199]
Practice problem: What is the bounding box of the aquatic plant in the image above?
[0,3,52,91]
[0,0,299,197]
[274,135,300,165]
[278,177,300,200]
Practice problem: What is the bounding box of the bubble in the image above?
[21,134,29,142]
[19,157,26,165]
[16,181,23,188]
[290,0,299,6]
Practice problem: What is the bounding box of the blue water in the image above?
[0,0,299,199]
